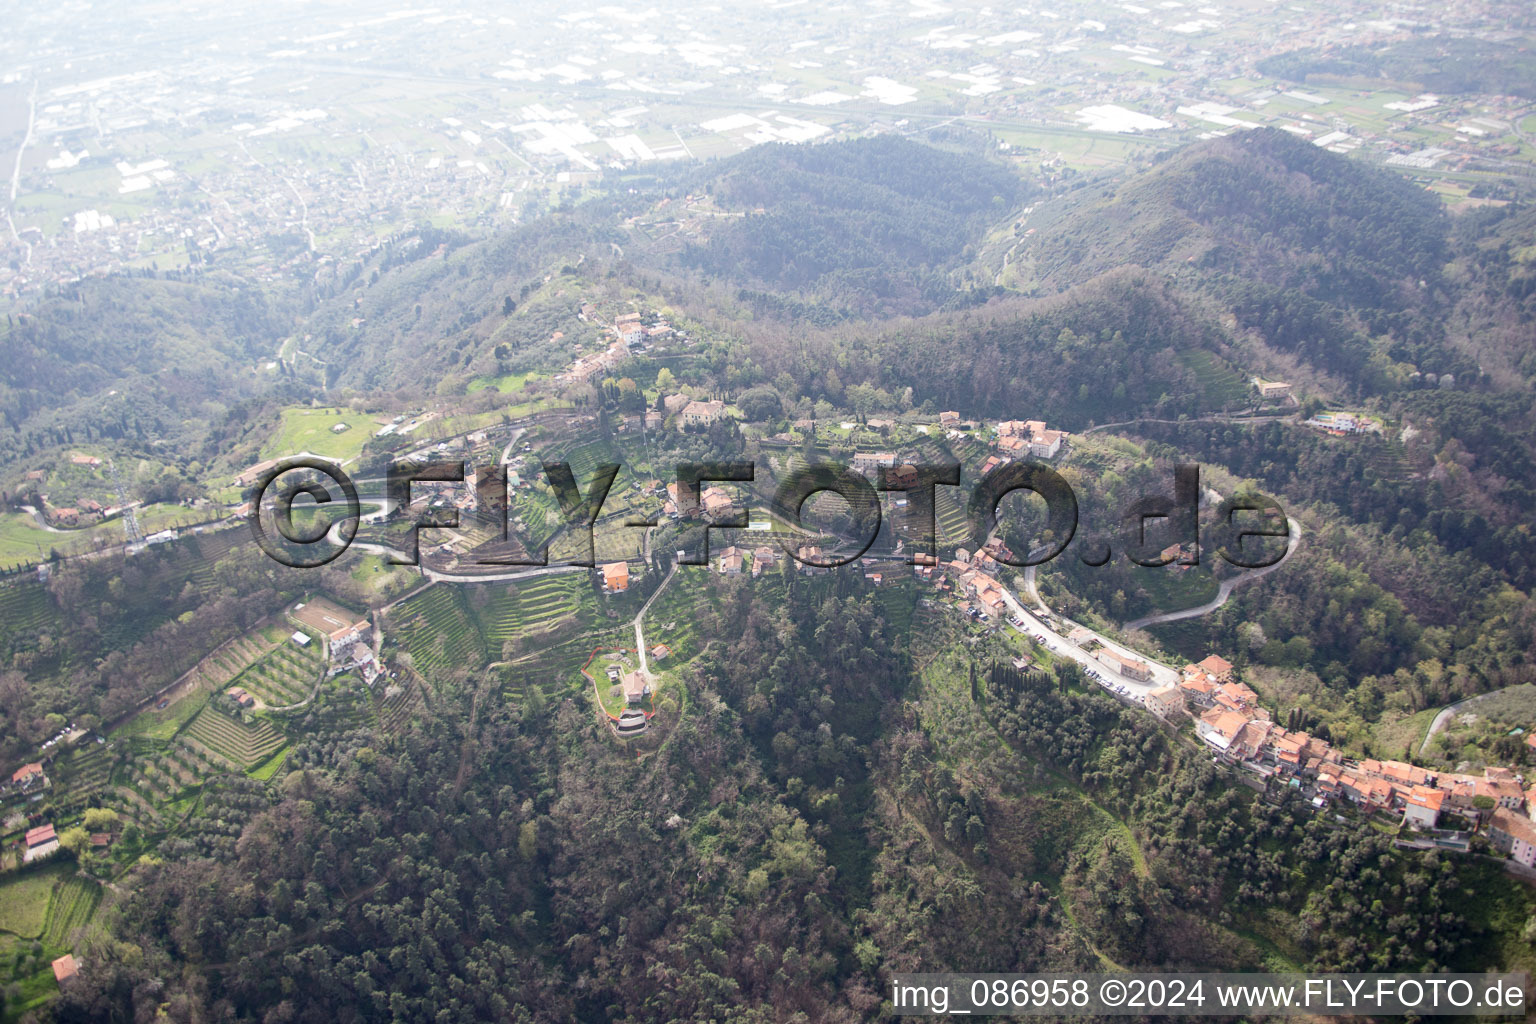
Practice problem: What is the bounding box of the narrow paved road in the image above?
[1085,413,1293,435]
[1418,683,1533,757]
[633,563,676,677]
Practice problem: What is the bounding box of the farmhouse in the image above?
[289,597,371,655]
[24,823,59,862]
[235,457,282,488]
[621,670,652,705]
[752,545,777,576]
[11,762,47,792]
[717,546,744,575]
[51,955,79,985]
[600,562,630,593]
[851,452,897,476]
[680,399,727,428]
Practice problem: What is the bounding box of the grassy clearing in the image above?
[0,865,69,938]
[247,746,291,782]
[467,370,542,394]
[261,406,379,463]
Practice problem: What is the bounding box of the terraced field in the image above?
[301,677,380,736]
[1178,349,1250,407]
[642,572,718,667]
[183,707,287,769]
[181,528,245,589]
[389,585,484,677]
[170,630,280,708]
[472,575,585,658]
[41,876,101,948]
[0,581,54,643]
[107,782,164,832]
[873,576,920,639]
[935,486,973,548]
[374,678,422,732]
[1360,434,1412,484]
[229,636,324,706]
[50,744,112,804]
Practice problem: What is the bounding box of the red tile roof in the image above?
[51,954,78,983]
[10,762,43,783]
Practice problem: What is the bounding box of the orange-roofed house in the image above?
[1403,786,1445,829]
[51,954,78,985]
[752,546,778,576]
[23,823,59,863]
[717,546,744,575]
[1197,655,1235,685]
[1178,671,1217,708]
[600,562,630,593]
[1376,760,1434,789]
[1196,709,1251,756]
[1230,720,1272,761]
[11,762,47,792]
[1480,771,1526,811]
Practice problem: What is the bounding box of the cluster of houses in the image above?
[714,544,780,577]
[977,419,1067,477]
[658,480,737,520]
[661,393,729,429]
[290,597,383,685]
[562,310,680,387]
[562,337,632,386]
[290,597,372,658]
[937,538,1019,621]
[20,456,130,528]
[1173,656,1536,864]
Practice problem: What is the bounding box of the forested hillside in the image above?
[1016,128,1464,391]
[5,126,1536,1024]
[747,270,1239,425]
[0,274,296,470]
[678,136,1028,316]
[1258,37,1536,99]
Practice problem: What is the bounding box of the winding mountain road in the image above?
[1122,518,1303,631]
